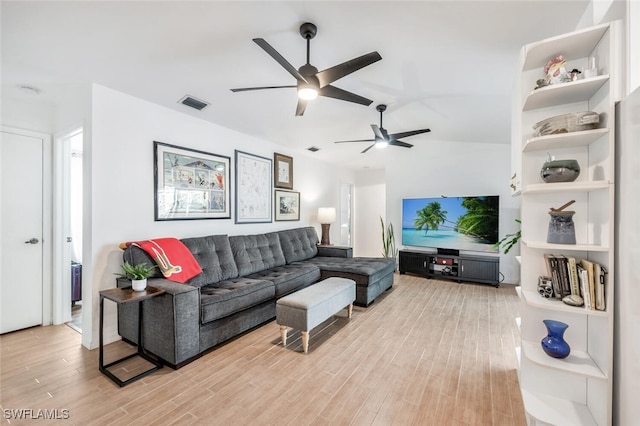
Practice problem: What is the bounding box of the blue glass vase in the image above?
[541,319,570,359]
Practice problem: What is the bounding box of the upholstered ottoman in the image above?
[276,277,355,353]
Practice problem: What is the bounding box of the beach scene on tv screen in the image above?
[402,196,499,253]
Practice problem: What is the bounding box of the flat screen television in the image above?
[402,196,500,253]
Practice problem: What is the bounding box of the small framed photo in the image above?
[154,141,231,220]
[274,153,293,189]
[275,190,300,221]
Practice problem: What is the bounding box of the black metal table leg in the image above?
[98,287,165,387]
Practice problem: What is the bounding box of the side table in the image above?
[99,286,165,387]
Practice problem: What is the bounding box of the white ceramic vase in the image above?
[131,278,147,292]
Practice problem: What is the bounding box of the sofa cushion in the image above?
[229,232,286,277]
[200,278,275,324]
[278,227,319,264]
[300,257,396,286]
[182,235,238,287]
[246,263,321,298]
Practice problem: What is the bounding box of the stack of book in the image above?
[543,254,606,310]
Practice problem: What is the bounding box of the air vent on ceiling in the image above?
[178,95,210,111]
[307,146,320,152]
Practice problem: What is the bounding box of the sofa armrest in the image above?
[117,277,201,367]
[317,245,353,258]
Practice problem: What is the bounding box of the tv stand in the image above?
[398,250,500,287]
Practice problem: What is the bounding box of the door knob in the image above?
[24,238,39,244]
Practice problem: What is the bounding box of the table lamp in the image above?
[317,207,336,245]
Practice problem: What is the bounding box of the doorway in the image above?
[56,126,83,333]
[339,183,353,246]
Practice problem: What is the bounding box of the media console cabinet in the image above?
[398,250,500,287]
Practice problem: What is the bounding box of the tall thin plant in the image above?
[380,217,398,260]
[493,219,521,254]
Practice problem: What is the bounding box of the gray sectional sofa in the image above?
[118,226,395,368]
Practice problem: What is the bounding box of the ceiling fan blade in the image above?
[319,85,373,106]
[334,139,376,144]
[316,51,382,87]
[389,140,413,148]
[388,128,431,140]
[230,85,297,92]
[361,143,376,154]
[370,124,385,140]
[253,38,307,83]
[296,98,308,116]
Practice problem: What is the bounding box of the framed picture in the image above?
[154,141,231,220]
[274,153,293,189]
[275,190,300,221]
[234,150,272,223]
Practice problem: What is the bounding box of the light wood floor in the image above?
[1,274,526,425]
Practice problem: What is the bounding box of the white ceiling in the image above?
[1,1,590,169]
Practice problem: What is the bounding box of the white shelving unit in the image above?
[515,21,620,426]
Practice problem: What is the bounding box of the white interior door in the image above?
[1,129,44,333]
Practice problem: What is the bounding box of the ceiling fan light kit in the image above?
[298,85,318,100]
[231,22,381,116]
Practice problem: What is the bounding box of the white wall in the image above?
[384,139,518,284]
[0,94,55,134]
[614,83,640,426]
[629,0,640,92]
[88,84,354,348]
[354,168,386,257]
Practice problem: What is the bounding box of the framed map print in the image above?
[154,141,231,220]
[235,150,272,223]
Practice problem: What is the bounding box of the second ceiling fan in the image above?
[230,22,381,116]
[335,104,431,153]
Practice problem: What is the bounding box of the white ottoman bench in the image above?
[276,277,356,353]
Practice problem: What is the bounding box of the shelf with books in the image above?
[523,128,610,152]
[520,289,608,317]
[521,340,606,379]
[515,21,618,426]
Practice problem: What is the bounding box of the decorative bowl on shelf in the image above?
[532,111,599,137]
[540,159,580,183]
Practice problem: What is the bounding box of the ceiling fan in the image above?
[230,22,382,116]
[335,104,431,153]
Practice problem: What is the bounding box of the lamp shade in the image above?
[317,207,336,224]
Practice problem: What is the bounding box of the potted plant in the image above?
[380,217,398,270]
[115,262,156,291]
[493,219,521,254]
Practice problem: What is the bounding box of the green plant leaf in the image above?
[493,218,521,254]
[114,261,157,280]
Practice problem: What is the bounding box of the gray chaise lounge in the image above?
[118,226,395,367]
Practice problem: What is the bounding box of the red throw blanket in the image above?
[122,238,202,283]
